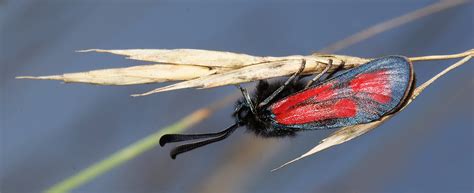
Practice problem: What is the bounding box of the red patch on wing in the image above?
[271,83,335,115]
[349,70,391,103]
[274,99,357,125]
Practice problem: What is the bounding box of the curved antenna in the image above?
[161,106,245,147]
[160,129,231,147]
[169,123,239,159]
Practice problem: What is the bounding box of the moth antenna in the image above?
[169,123,239,159]
[160,129,230,147]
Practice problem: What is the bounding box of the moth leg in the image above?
[325,60,345,80]
[237,85,257,114]
[258,59,306,107]
[304,59,333,89]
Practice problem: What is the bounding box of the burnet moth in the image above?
[160,56,415,159]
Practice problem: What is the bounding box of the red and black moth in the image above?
[160,56,415,159]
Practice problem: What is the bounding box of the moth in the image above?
[160,56,415,159]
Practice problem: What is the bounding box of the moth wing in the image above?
[269,56,414,129]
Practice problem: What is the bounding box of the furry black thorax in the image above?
[233,79,306,138]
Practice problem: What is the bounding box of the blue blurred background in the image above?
[1,0,473,193]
